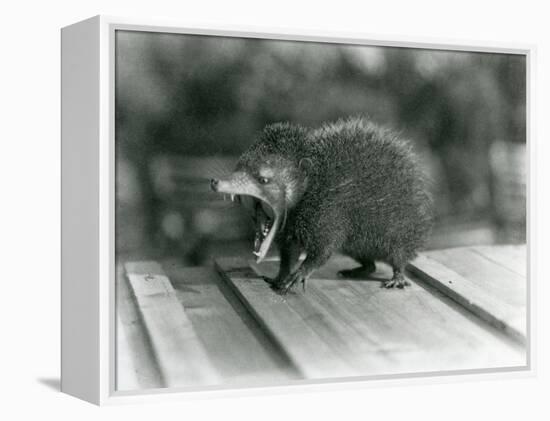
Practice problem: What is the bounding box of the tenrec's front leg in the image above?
[274,246,332,294]
[274,207,343,294]
[264,238,301,286]
[383,266,410,288]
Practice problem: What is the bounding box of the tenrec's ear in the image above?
[299,157,313,174]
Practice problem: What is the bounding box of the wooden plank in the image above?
[215,257,356,379]
[116,310,139,391]
[338,270,524,373]
[247,260,397,374]
[165,263,298,385]
[471,245,527,277]
[408,247,526,344]
[256,258,524,374]
[217,256,525,380]
[427,247,526,308]
[124,261,220,388]
[116,264,163,391]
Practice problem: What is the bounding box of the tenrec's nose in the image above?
[210,178,219,191]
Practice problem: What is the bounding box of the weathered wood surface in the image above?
[470,245,526,277]
[215,259,357,379]
[118,261,297,390]
[408,245,526,344]
[116,263,163,391]
[124,261,221,388]
[164,263,298,385]
[117,245,527,390]
[215,251,526,380]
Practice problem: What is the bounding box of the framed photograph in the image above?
[61,15,533,405]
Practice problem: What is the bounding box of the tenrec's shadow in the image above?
[336,274,388,282]
[37,377,60,392]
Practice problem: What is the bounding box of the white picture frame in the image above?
[61,15,536,405]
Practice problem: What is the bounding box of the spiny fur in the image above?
[240,116,433,285]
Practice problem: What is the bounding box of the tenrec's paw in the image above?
[383,276,410,289]
[272,271,304,295]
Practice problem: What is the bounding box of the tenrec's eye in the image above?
[259,177,270,185]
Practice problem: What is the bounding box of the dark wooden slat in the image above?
[408,247,526,344]
[124,261,220,388]
[215,257,356,379]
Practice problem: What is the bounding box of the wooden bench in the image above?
[116,244,527,391]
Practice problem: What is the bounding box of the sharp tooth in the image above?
[230,194,235,202]
[252,251,260,257]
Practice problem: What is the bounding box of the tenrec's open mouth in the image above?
[252,199,276,259]
[212,176,281,263]
[231,195,278,262]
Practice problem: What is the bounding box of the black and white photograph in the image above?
[114,29,527,392]
[5,0,550,416]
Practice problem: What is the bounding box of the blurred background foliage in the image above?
[115,30,526,264]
